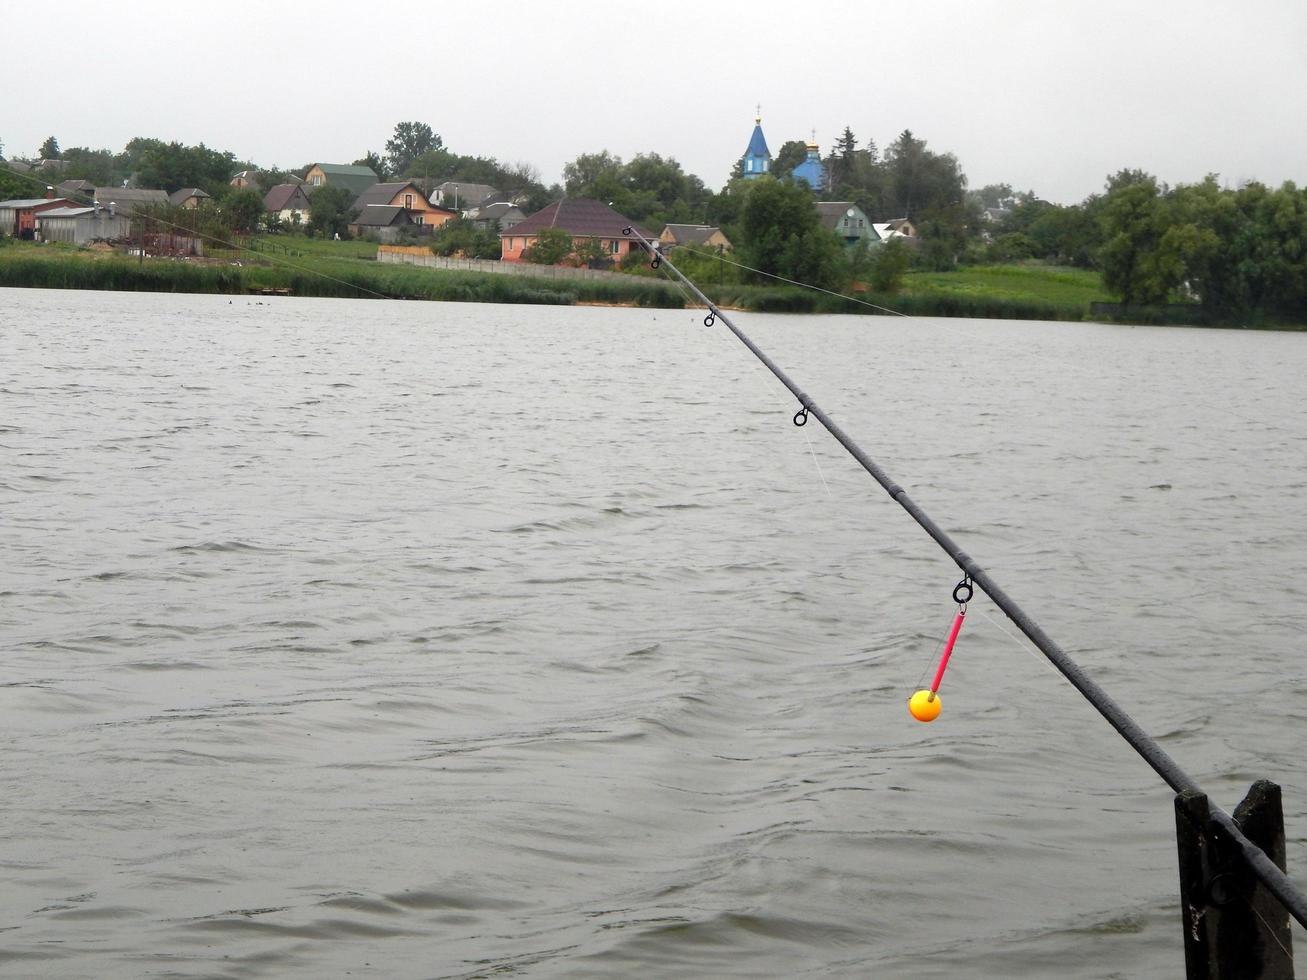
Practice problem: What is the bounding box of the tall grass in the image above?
[0,247,684,308]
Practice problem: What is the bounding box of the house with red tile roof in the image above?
[499,198,649,265]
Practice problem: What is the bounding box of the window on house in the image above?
[611,240,620,253]
[405,194,413,208]
[415,216,423,225]
[311,175,321,186]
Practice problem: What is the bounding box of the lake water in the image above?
[2,286,1305,978]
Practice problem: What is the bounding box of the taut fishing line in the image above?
[621,225,1307,930]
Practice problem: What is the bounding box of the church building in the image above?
[740,115,772,179]
[791,140,826,191]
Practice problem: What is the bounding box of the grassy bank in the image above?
[0,242,684,308]
[14,241,1284,326]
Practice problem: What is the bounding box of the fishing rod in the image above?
[621,225,1307,932]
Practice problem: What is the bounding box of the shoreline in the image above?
[1,246,1300,329]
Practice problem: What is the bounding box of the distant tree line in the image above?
[8,121,1305,321]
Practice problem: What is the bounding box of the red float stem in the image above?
[929,609,966,696]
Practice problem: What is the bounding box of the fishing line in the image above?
[800,422,832,498]
[669,244,910,316]
[621,224,1307,930]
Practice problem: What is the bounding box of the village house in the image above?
[348,205,415,242]
[815,202,877,248]
[57,179,95,201]
[500,198,647,265]
[263,183,312,226]
[659,223,732,251]
[0,196,75,239]
[169,188,211,209]
[872,217,917,240]
[432,181,498,211]
[304,163,378,197]
[35,205,133,245]
[352,181,456,229]
[464,200,524,232]
[229,170,260,190]
[91,187,169,215]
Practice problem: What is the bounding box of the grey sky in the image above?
[6,0,1304,204]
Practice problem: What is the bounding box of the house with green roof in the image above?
[303,163,378,197]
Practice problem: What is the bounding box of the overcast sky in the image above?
[6,0,1304,204]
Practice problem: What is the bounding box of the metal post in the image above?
[1176,781,1294,979]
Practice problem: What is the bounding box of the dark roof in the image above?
[353,181,426,209]
[310,163,378,196]
[474,201,524,220]
[351,205,411,227]
[57,179,96,200]
[0,198,66,209]
[662,224,724,246]
[434,181,498,207]
[814,202,868,231]
[263,184,311,211]
[92,187,169,213]
[169,188,211,205]
[35,206,98,218]
[504,198,648,240]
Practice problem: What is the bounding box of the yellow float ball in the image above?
[908,689,941,722]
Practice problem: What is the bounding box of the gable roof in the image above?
[169,187,211,205]
[353,181,427,209]
[433,181,498,207]
[309,163,378,196]
[814,202,870,231]
[34,206,98,219]
[92,187,168,212]
[351,204,411,227]
[504,198,648,240]
[662,223,724,246]
[57,179,96,200]
[0,198,69,209]
[473,201,524,221]
[263,183,311,211]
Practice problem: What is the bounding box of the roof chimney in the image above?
[46,185,55,200]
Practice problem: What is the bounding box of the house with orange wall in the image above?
[499,198,648,264]
[352,181,456,229]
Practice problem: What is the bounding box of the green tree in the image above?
[881,130,966,220]
[39,136,60,159]
[135,141,240,195]
[523,227,573,265]
[1099,174,1213,307]
[307,184,358,239]
[869,239,910,293]
[737,177,847,290]
[353,151,390,181]
[772,140,808,181]
[60,146,116,185]
[563,150,623,197]
[225,188,265,234]
[429,217,501,259]
[573,237,610,268]
[385,122,442,177]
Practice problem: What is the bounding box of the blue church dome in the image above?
[791,141,826,191]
